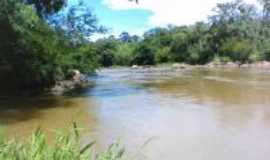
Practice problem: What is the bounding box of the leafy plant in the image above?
[0,123,125,160]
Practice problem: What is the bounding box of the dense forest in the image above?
[95,0,270,66]
[0,0,269,91]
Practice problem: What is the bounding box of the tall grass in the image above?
[0,123,125,160]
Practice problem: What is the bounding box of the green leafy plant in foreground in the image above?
[0,123,125,160]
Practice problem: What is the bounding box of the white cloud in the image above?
[103,0,259,27]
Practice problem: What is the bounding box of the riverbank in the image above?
[129,61,270,70]
[2,60,270,97]
[206,60,270,69]
[50,70,94,95]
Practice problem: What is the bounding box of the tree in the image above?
[26,0,67,16]
[95,39,118,67]
[119,32,132,42]
[114,42,136,65]
[0,0,101,89]
[208,0,259,61]
[259,0,270,22]
[48,1,106,44]
[132,43,155,65]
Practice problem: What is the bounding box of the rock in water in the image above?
[132,65,139,69]
[172,63,187,69]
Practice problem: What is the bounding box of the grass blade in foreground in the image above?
[0,124,125,160]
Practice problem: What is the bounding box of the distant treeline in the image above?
[95,0,270,66]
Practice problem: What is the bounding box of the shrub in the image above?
[131,43,156,65]
[220,38,255,62]
[114,43,135,66]
[155,47,171,63]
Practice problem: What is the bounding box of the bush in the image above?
[131,43,156,65]
[220,38,255,62]
[264,50,270,61]
[95,39,118,67]
[155,47,171,63]
[114,43,135,66]
[212,56,232,64]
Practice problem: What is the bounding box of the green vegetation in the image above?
[0,124,125,160]
[95,0,270,67]
[95,34,139,67]
[0,0,101,90]
[0,0,269,91]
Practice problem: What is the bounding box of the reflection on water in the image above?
[0,96,97,139]
[1,67,270,159]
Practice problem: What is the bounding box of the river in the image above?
[1,67,270,160]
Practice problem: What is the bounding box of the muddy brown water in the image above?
[1,67,270,160]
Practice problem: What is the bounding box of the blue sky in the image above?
[80,0,258,39]
[89,0,153,36]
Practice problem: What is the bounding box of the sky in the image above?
[83,0,259,39]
